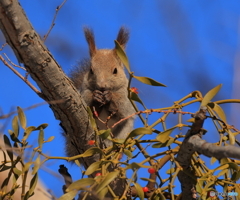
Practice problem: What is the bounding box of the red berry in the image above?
[142,187,149,192]
[148,168,156,174]
[95,172,102,177]
[88,140,95,145]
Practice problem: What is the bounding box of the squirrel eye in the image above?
[113,68,117,74]
[90,68,94,74]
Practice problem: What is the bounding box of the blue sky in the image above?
[1,0,240,198]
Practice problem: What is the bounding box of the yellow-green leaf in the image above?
[226,130,235,145]
[58,190,78,200]
[98,129,111,140]
[210,157,217,165]
[3,134,13,161]
[85,161,101,176]
[98,187,108,200]
[32,155,41,175]
[23,126,36,141]
[126,162,149,170]
[96,171,119,193]
[140,177,156,183]
[128,127,152,139]
[114,40,130,73]
[211,103,227,123]
[133,75,166,87]
[152,138,174,148]
[12,116,19,137]
[66,178,94,192]
[201,84,222,107]
[87,107,97,130]
[28,173,38,196]
[45,136,55,143]
[132,182,144,200]
[23,162,33,172]
[123,149,133,158]
[156,127,176,143]
[166,167,175,174]
[36,123,48,130]
[217,169,228,177]
[38,128,44,149]
[130,91,144,106]
[17,107,27,129]
[80,147,103,158]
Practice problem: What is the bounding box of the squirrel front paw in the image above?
[93,90,112,105]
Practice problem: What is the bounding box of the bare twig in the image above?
[0,55,41,94]
[3,53,26,70]
[43,0,69,41]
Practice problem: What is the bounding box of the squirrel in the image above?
[69,27,135,148]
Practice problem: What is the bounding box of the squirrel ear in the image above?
[83,27,97,57]
[116,27,129,49]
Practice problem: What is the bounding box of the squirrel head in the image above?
[83,27,129,91]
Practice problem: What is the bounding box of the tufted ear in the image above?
[83,27,97,57]
[116,27,129,49]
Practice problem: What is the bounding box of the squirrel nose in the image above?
[98,87,106,92]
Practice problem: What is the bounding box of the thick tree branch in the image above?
[0,0,96,168]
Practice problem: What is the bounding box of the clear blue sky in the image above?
[0,0,240,198]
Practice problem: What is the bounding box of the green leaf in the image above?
[23,162,33,172]
[66,178,95,192]
[12,116,19,138]
[96,171,119,193]
[140,177,156,183]
[85,161,101,176]
[98,129,111,140]
[45,136,55,143]
[156,127,176,143]
[152,138,174,148]
[28,173,38,196]
[123,149,133,158]
[36,123,48,130]
[3,134,13,162]
[38,128,44,149]
[32,155,40,175]
[17,106,27,129]
[126,162,149,170]
[132,182,144,200]
[98,187,108,200]
[210,103,227,123]
[87,107,97,130]
[58,190,78,200]
[130,91,144,106]
[133,75,166,87]
[127,127,152,139]
[231,171,240,181]
[114,40,130,73]
[201,84,222,107]
[80,147,103,158]
[23,126,36,141]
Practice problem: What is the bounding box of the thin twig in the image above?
[0,43,7,51]
[43,0,69,42]
[0,55,40,94]
[3,53,26,70]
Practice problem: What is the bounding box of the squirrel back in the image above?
[68,27,135,150]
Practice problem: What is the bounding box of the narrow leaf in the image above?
[98,187,108,200]
[128,127,152,139]
[80,147,103,158]
[17,106,27,129]
[140,177,156,183]
[3,135,13,162]
[85,161,101,176]
[28,173,38,196]
[66,178,94,192]
[12,116,19,138]
[201,84,222,107]
[114,40,130,73]
[130,92,144,106]
[23,126,36,141]
[211,103,227,123]
[152,138,174,148]
[126,162,149,170]
[98,129,111,140]
[87,107,97,129]
[45,136,55,143]
[32,155,40,175]
[36,123,48,130]
[156,127,176,143]
[123,149,133,158]
[132,182,144,200]
[58,190,78,200]
[38,128,44,149]
[96,171,119,193]
[133,75,166,87]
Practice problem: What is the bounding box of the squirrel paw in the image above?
[93,90,112,105]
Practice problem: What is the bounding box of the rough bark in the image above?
[0,0,96,176]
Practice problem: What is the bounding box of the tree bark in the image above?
[0,0,96,171]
